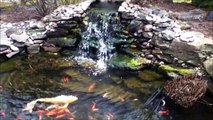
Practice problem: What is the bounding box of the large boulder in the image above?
[153,31,213,66]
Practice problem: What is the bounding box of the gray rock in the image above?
[27,44,40,54]
[0,45,10,52]
[144,24,153,32]
[143,32,153,39]
[47,36,78,47]
[5,28,23,37]
[157,22,171,28]
[10,31,30,43]
[203,57,213,77]
[172,9,207,21]
[161,30,176,41]
[127,20,144,37]
[6,51,19,58]
[180,32,195,42]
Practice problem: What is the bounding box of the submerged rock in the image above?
[108,54,151,70]
[47,36,79,48]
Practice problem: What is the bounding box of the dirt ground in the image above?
[156,1,213,38]
[0,1,212,38]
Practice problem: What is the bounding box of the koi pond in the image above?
[0,2,213,120]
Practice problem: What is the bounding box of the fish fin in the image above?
[22,100,38,113]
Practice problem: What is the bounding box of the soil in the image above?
[0,1,212,38]
[155,1,213,38]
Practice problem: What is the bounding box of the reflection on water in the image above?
[0,53,212,120]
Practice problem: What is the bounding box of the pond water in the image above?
[0,2,213,120]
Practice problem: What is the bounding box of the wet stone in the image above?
[27,44,40,54]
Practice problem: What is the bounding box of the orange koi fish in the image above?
[88,83,96,92]
[159,109,169,115]
[0,112,5,117]
[106,112,114,120]
[119,96,125,102]
[15,116,21,120]
[91,102,99,111]
[54,113,67,120]
[63,76,69,83]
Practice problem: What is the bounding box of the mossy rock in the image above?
[108,54,151,70]
[47,36,79,47]
[138,70,163,81]
[159,64,194,76]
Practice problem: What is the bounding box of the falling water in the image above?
[75,12,120,75]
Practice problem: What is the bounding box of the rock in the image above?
[26,28,47,40]
[138,70,163,81]
[159,64,194,76]
[47,36,79,47]
[145,54,154,59]
[10,31,30,43]
[42,45,61,53]
[180,32,195,42]
[203,57,213,77]
[118,6,126,12]
[27,44,40,54]
[144,24,153,32]
[161,30,176,41]
[10,45,19,51]
[29,20,45,29]
[108,54,151,70]
[163,32,212,66]
[127,20,144,37]
[157,22,171,28]
[120,12,135,20]
[46,28,69,37]
[172,9,206,21]
[143,32,153,39]
[5,28,24,37]
[0,45,9,52]
[6,51,19,58]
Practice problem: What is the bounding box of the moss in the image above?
[138,70,163,81]
[0,58,18,72]
[159,64,193,75]
[108,55,150,70]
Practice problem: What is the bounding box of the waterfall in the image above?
[75,12,120,75]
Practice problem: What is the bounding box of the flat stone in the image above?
[27,44,40,54]
[6,51,19,58]
[180,32,195,42]
[10,31,30,43]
